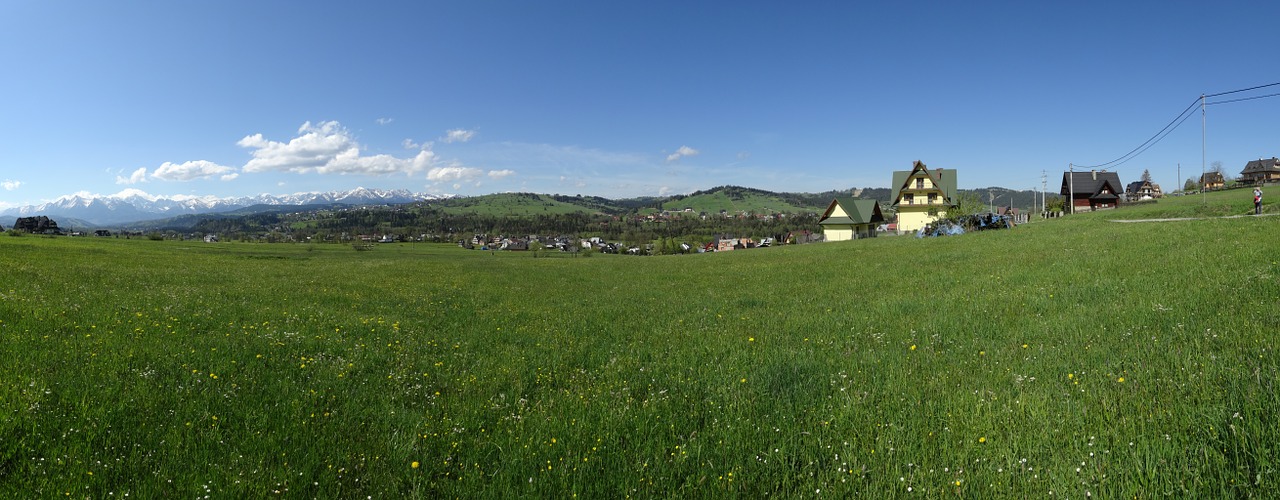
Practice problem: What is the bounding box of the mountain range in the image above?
[2,188,435,227]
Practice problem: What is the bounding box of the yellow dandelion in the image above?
[978,436,986,443]
[910,345,917,351]
[1021,344,1028,349]
[1117,377,1125,383]
[411,461,420,469]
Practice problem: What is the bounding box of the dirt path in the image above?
[1110,212,1279,223]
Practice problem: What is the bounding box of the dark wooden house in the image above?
[1060,170,1123,213]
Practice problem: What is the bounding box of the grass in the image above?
[1098,186,1267,220]
[660,189,818,214]
[1,190,1278,497]
[433,193,599,216]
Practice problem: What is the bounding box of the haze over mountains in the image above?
[1,188,434,226]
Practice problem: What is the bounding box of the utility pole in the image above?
[1041,170,1047,215]
[1031,186,1036,222]
[1068,163,1074,214]
[1201,94,1207,205]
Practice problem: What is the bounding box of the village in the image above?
[7,157,1277,251]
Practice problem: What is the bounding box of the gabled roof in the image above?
[891,160,958,206]
[819,198,884,225]
[1242,157,1280,174]
[1060,171,1123,198]
[1126,180,1153,193]
[1200,171,1225,183]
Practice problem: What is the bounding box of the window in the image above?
[916,178,924,189]
[928,193,937,204]
[903,193,914,205]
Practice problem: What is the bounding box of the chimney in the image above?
[1091,170,1097,180]
[936,168,943,180]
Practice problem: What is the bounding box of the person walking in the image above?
[1254,186,1263,215]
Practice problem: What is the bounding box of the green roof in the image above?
[820,198,884,225]
[890,161,958,206]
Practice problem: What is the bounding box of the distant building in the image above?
[1061,170,1123,212]
[13,216,61,234]
[1240,157,1280,185]
[1125,179,1162,200]
[890,160,957,234]
[818,198,884,241]
[1199,171,1225,191]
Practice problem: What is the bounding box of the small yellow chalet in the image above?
[818,198,884,241]
[891,160,958,234]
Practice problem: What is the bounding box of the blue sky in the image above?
[2,1,1277,207]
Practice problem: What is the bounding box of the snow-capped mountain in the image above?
[2,188,437,226]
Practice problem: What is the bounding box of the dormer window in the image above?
[916,178,924,189]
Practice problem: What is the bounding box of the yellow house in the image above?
[818,198,884,241]
[891,160,957,234]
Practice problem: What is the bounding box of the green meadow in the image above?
[2,189,1278,497]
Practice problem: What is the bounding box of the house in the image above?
[818,198,884,241]
[890,160,957,234]
[1060,170,1123,212]
[1200,171,1225,191]
[786,230,824,244]
[12,216,61,234]
[1125,179,1162,200]
[1240,157,1280,185]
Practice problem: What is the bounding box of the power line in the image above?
[1074,97,1200,169]
[1113,105,1199,168]
[1205,81,1280,98]
[1074,80,1280,169]
[1207,91,1280,106]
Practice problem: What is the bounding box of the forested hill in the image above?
[142,185,1055,242]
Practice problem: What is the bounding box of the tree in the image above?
[1210,160,1235,184]
[1142,169,1152,183]
[948,191,985,217]
[1184,177,1200,192]
[1045,195,1065,212]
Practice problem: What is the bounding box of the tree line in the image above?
[189,204,825,245]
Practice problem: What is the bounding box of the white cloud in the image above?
[238,121,435,176]
[221,173,240,181]
[487,169,516,179]
[151,160,236,181]
[427,166,485,182]
[441,129,476,143]
[666,145,699,163]
[376,117,394,125]
[402,138,422,150]
[2,179,20,191]
[115,167,149,185]
[658,186,672,196]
